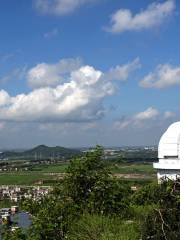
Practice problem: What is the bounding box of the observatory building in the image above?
[153,122,180,182]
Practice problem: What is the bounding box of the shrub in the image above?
[67,214,140,240]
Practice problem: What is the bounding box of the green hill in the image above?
[0,145,81,161]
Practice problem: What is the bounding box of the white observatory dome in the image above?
[158,121,180,159]
[154,121,180,182]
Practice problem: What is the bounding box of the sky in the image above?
[0,0,180,148]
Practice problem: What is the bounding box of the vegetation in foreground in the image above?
[1,146,180,239]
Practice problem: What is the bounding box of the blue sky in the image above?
[0,0,180,148]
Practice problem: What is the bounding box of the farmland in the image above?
[0,161,156,185]
[0,172,54,185]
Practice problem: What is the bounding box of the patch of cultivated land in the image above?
[0,172,54,185]
[31,163,68,172]
[0,162,156,185]
[110,163,155,174]
[110,163,156,180]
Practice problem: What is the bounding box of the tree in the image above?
[63,146,109,208]
[64,145,131,216]
[30,196,78,240]
[88,178,131,216]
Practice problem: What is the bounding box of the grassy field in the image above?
[110,163,155,174]
[0,163,68,185]
[31,163,68,173]
[0,162,155,185]
[0,172,54,185]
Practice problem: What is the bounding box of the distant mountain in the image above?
[0,145,81,161]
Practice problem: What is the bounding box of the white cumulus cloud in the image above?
[0,58,139,123]
[27,57,140,89]
[139,64,180,89]
[106,0,175,33]
[27,58,82,88]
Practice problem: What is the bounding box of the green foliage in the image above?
[64,146,131,216]
[88,178,131,216]
[130,204,155,222]
[67,214,140,240]
[64,146,109,207]
[21,186,80,240]
[21,198,42,215]
[2,228,28,240]
[0,199,12,208]
[142,179,180,240]
[132,182,161,205]
[30,196,78,240]
[142,208,180,240]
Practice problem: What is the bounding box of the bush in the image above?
[67,214,140,240]
[142,179,180,240]
[132,182,161,205]
[88,178,131,216]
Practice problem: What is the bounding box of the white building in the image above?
[153,122,180,183]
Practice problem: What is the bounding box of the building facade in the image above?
[153,122,180,183]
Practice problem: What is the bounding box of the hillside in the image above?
[0,145,81,161]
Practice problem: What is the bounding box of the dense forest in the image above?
[1,146,180,240]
